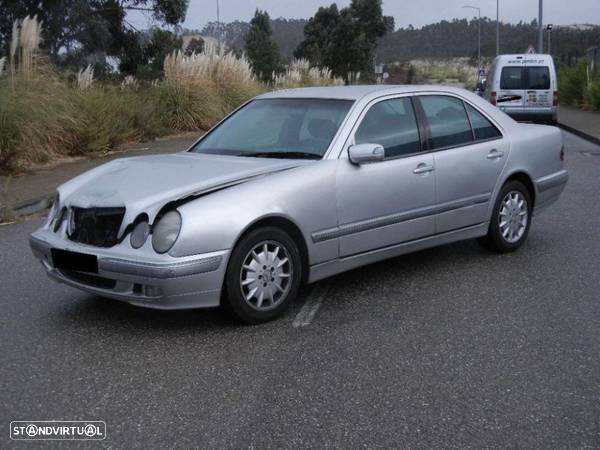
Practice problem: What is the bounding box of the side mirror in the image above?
[348,143,385,165]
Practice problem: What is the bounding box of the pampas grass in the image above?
[77,65,94,90]
[162,43,263,130]
[274,59,344,88]
[17,15,43,80]
[9,21,19,75]
[121,75,138,90]
[0,17,346,172]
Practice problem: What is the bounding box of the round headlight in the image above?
[130,221,150,249]
[152,210,182,254]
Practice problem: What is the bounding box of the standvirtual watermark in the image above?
[10,421,106,441]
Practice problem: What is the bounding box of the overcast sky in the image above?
[130,0,600,30]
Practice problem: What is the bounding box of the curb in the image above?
[11,194,54,218]
[557,122,600,146]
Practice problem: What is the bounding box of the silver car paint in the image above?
[30,85,567,309]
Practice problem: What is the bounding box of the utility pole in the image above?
[538,0,543,53]
[463,6,481,69]
[496,0,500,55]
[216,0,220,40]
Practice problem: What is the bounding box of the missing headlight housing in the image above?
[46,193,60,227]
[152,210,181,254]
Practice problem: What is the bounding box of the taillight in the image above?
[553,91,559,107]
[560,145,564,161]
[490,91,497,106]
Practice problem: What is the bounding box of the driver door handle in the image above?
[413,163,435,174]
[487,149,505,160]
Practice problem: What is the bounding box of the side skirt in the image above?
[308,222,489,283]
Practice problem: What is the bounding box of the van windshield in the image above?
[500,66,550,90]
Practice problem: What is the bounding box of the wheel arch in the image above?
[233,215,310,283]
[503,171,536,207]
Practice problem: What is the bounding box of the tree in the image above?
[0,0,189,62]
[118,28,182,78]
[184,37,205,56]
[244,10,281,82]
[295,0,394,82]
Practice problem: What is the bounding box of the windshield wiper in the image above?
[240,151,322,160]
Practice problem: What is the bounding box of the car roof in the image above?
[257,85,477,101]
[493,54,555,64]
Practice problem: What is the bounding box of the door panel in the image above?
[335,96,436,258]
[336,155,436,257]
[497,66,526,114]
[434,140,507,233]
[417,95,508,233]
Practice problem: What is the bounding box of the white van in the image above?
[483,54,558,124]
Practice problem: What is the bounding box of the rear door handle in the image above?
[487,149,505,160]
[413,163,435,174]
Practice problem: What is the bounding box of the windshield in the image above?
[190,98,354,159]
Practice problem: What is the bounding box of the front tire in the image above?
[223,227,302,324]
[479,180,532,253]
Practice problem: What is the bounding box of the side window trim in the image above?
[462,100,477,142]
[411,96,431,152]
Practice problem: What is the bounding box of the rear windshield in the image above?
[500,66,550,90]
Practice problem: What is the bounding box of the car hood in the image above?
[58,152,312,230]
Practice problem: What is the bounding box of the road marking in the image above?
[292,282,330,328]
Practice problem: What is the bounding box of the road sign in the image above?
[526,45,536,54]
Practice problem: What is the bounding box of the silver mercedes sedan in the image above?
[30,85,568,323]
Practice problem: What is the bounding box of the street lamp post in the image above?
[496,0,500,55]
[463,5,481,69]
[216,0,221,40]
[538,0,544,53]
[546,24,553,54]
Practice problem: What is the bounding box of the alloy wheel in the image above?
[239,240,293,311]
[498,190,528,244]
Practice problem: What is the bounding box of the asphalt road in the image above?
[1,131,599,449]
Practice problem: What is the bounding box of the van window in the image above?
[500,67,524,90]
[527,67,550,89]
[355,98,421,158]
[500,66,551,90]
[466,104,502,141]
[418,96,473,149]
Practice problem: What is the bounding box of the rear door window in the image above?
[526,67,550,89]
[500,66,551,90]
[465,104,502,141]
[500,67,524,90]
[418,96,474,149]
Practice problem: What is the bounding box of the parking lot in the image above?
[1,131,599,448]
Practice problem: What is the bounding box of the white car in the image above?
[483,54,558,124]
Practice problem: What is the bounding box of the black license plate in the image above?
[51,249,98,273]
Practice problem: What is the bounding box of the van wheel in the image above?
[479,181,532,253]
[223,227,302,324]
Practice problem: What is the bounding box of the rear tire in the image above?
[479,180,532,253]
[223,227,302,324]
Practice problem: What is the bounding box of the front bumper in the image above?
[30,230,230,310]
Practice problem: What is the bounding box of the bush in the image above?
[582,69,600,111]
[559,61,588,106]
[0,17,343,173]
